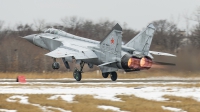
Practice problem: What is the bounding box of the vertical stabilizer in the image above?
[100,23,123,62]
[125,23,156,55]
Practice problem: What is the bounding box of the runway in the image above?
[0,79,199,83]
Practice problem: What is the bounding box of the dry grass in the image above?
[113,95,170,112]
[1,94,200,112]
[0,83,200,89]
[47,108,61,112]
[28,94,192,112]
[164,95,200,112]
[0,94,42,112]
[28,94,200,112]
[28,94,112,112]
[0,71,200,79]
[0,72,74,79]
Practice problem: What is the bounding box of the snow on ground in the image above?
[7,95,29,104]
[161,106,187,112]
[0,85,200,102]
[48,95,75,103]
[1,78,199,112]
[0,109,17,112]
[134,76,200,80]
[1,78,200,112]
[94,94,122,101]
[97,105,128,112]
[6,95,71,112]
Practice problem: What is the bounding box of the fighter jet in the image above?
[23,23,176,81]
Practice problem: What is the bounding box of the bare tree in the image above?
[33,19,46,32]
[92,19,115,40]
[151,20,182,51]
[0,20,4,31]
[16,23,33,36]
[61,16,84,34]
[192,7,200,23]
[2,16,200,72]
[187,7,200,48]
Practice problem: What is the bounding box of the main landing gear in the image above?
[73,61,85,81]
[102,72,117,81]
[52,58,60,69]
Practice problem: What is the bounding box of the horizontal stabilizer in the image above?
[153,61,176,66]
[149,51,176,57]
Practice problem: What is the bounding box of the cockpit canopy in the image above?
[44,28,67,36]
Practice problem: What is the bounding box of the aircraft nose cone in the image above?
[23,35,34,43]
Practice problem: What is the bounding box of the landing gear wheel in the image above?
[52,62,60,69]
[73,69,82,81]
[73,68,78,79]
[110,72,117,81]
[102,73,109,78]
[73,61,85,81]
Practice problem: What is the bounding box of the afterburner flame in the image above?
[128,58,140,69]
[128,57,152,70]
[140,57,152,69]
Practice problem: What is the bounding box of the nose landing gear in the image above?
[73,61,85,81]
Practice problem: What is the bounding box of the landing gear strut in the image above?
[101,72,117,81]
[52,58,60,69]
[73,61,85,81]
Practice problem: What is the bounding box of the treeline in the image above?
[0,15,200,72]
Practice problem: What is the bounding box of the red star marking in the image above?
[111,38,114,44]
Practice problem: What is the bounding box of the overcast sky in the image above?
[0,0,200,30]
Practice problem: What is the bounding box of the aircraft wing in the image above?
[45,47,75,58]
[39,35,98,59]
[149,51,176,57]
[45,46,98,59]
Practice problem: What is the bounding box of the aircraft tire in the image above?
[110,72,117,81]
[102,73,109,78]
[52,62,60,69]
[52,63,55,69]
[73,69,78,79]
[74,70,82,81]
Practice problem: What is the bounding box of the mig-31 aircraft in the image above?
[23,23,176,81]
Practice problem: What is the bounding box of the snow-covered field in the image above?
[1,85,200,102]
[0,78,200,112]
